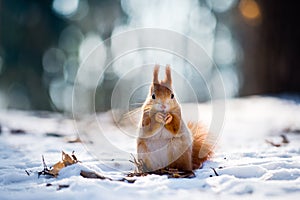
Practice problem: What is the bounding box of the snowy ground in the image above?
[1,96,300,199]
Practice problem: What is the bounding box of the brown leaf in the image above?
[66,137,82,143]
[38,151,79,177]
[62,151,76,166]
[49,161,65,176]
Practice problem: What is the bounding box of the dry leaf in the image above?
[38,151,79,177]
[61,151,76,166]
[49,161,65,176]
[66,137,82,143]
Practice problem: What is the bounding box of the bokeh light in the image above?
[239,0,261,21]
[206,0,237,13]
[78,33,106,88]
[214,25,236,66]
[0,0,247,111]
[58,25,84,54]
[79,33,103,62]
[49,78,74,112]
[42,48,66,74]
[52,0,79,17]
[69,0,89,20]
[63,57,79,83]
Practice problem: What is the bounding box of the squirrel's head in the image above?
[147,64,178,113]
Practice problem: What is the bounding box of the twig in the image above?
[71,151,79,162]
[57,184,69,190]
[280,134,289,144]
[10,129,26,134]
[25,170,30,176]
[80,170,112,181]
[38,155,55,178]
[128,154,196,178]
[129,154,150,173]
[265,139,281,147]
[210,167,219,176]
[42,155,48,170]
[118,178,136,183]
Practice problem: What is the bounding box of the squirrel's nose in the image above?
[161,104,166,110]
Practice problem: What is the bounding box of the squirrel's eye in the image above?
[152,94,156,99]
[171,94,174,99]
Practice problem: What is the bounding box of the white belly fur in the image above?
[137,120,192,171]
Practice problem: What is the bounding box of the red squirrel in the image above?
[137,65,213,172]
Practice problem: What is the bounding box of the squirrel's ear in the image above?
[153,64,159,83]
[164,64,172,86]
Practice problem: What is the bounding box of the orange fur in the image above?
[164,113,181,135]
[168,148,192,171]
[187,122,214,169]
[137,65,214,172]
[141,111,161,137]
[161,65,172,86]
[137,138,151,169]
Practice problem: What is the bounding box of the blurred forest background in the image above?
[0,0,299,112]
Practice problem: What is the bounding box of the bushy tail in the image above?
[187,122,214,169]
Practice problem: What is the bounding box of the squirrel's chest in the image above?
[137,124,192,171]
[140,120,181,139]
[149,125,175,140]
[138,123,192,150]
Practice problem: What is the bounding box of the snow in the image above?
[1,96,300,199]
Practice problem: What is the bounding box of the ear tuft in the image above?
[164,64,172,86]
[153,64,160,83]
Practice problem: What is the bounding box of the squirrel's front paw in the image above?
[165,113,173,124]
[155,112,165,124]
